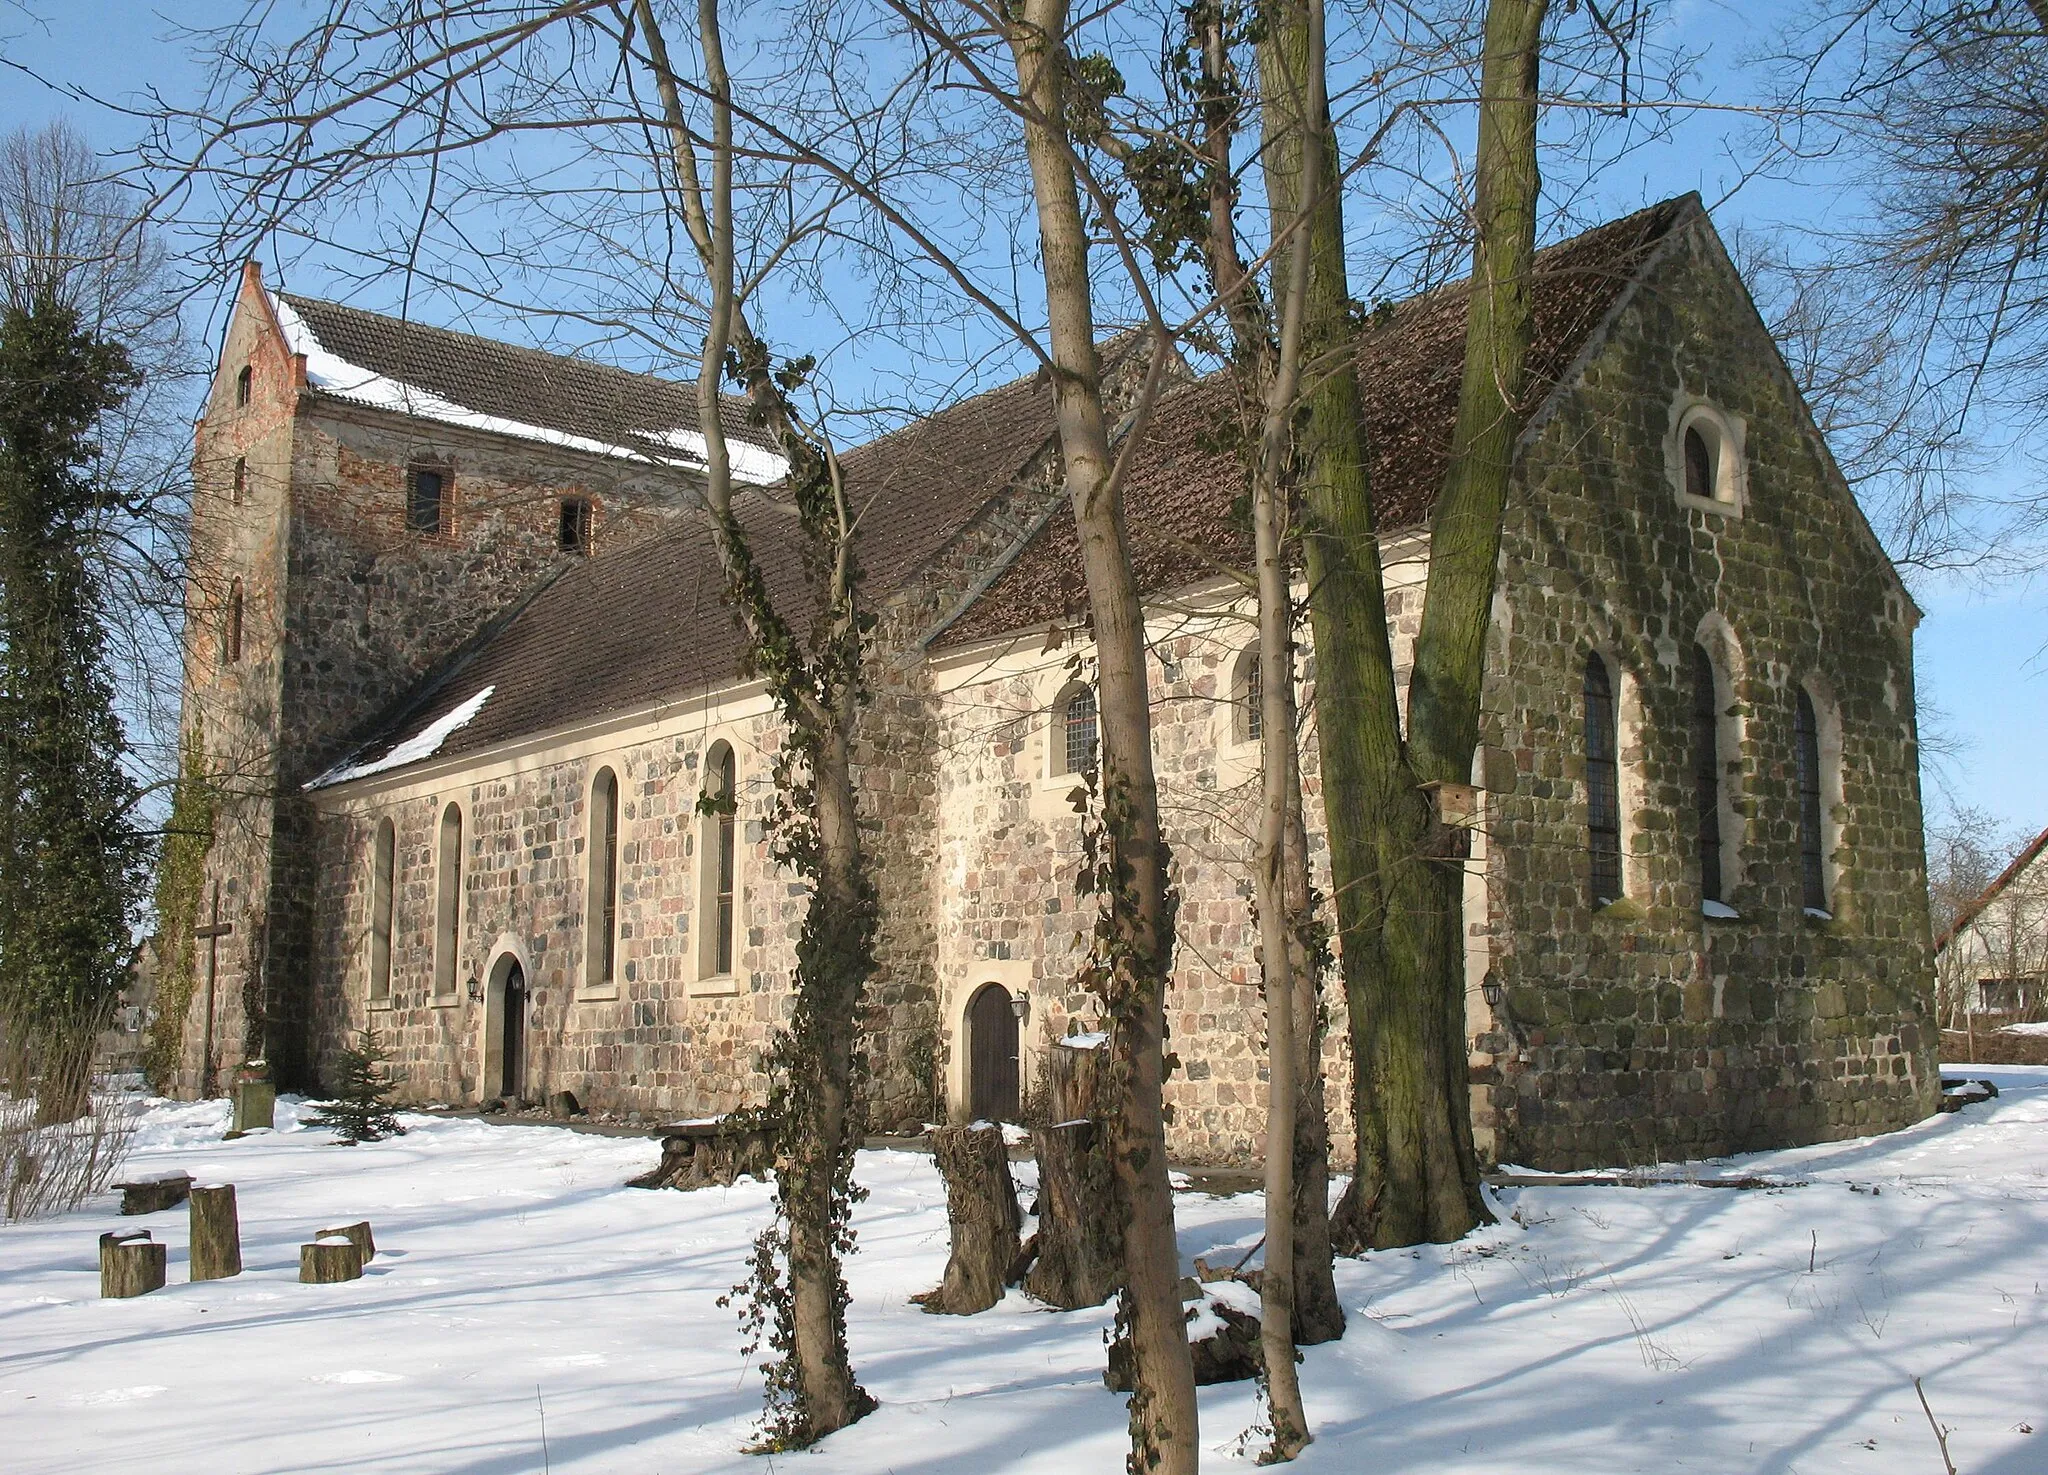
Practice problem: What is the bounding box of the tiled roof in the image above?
[939,193,1699,645]
[310,367,1059,783]
[278,293,776,469]
[1934,825,2048,955]
[312,195,1696,785]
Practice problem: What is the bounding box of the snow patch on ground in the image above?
[5,1069,2045,1473]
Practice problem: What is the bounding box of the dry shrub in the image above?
[2,1033,135,1221]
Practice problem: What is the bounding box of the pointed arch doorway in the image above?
[481,950,528,1105]
[965,983,1020,1122]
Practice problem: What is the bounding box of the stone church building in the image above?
[171,194,1941,1171]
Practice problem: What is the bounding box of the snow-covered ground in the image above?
[3,1072,2043,1475]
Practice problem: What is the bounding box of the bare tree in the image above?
[1765,0,2048,568]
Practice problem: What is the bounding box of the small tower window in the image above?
[231,458,246,506]
[559,497,593,555]
[1684,426,1713,502]
[1584,652,1621,907]
[1059,684,1098,776]
[1692,644,1725,904]
[235,365,252,407]
[223,578,244,665]
[1795,689,1827,912]
[407,466,446,535]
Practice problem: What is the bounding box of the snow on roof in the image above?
[307,685,495,789]
[269,292,789,487]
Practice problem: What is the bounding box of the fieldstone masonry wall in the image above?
[183,214,1940,1170]
[1468,223,1939,1168]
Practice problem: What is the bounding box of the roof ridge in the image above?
[1935,824,2048,954]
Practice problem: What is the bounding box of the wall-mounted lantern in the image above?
[466,974,484,1005]
[1010,989,1030,1024]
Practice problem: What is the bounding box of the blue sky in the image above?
[4,0,2043,842]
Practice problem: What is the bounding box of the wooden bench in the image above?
[113,1172,192,1215]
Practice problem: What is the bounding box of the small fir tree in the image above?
[308,1028,405,1145]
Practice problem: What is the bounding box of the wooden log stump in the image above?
[1027,1119,1122,1309]
[316,1220,375,1263]
[100,1230,166,1298]
[1026,1036,1120,1309]
[114,1172,192,1215]
[1105,1286,1263,1390]
[915,1124,1021,1315]
[627,1117,777,1190]
[188,1184,242,1281]
[299,1236,364,1284]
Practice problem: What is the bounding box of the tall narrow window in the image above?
[699,744,738,978]
[1060,685,1098,775]
[559,497,593,554]
[1795,689,1828,912]
[1684,425,1713,502]
[407,466,446,535]
[1692,644,1724,904]
[235,364,252,407]
[224,578,243,664]
[1236,650,1263,744]
[434,802,462,996]
[231,457,246,506]
[587,767,619,986]
[368,818,395,1001]
[1585,653,1622,907]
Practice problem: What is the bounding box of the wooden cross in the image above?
[194,883,233,1099]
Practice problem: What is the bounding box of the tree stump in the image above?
[100,1230,166,1298]
[627,1117,777,1190]
[316,1220,375,1263]
[1026,1036,1121,1310]
[299,1237,364,1284]
[1105,1286,1263,1390]
[114,1172,193,1215]
[915,1124,1021,1315]
[189,1184,242,1281]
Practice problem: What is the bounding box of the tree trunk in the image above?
[1005,3,1199,1465]
[299,1237,363,1284]
[1028,1118,1124,1309]
[99,1230,165,1298]
[189,1184,243,1281]
[919,1124,1022,1315]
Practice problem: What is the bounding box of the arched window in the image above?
[235,364,252,407]
[1692,644,1725,904]
[434,802,462,997]
[223,578,243,665]
[368,818,395,1002]
[1058,684,1098,776]
[1232,648,1262,745]
[1795,689,1827,912]
[587,767,619,987]
[699,743,738,979]
[1684,426,1713,502]
[231,457,246,506]
[1585,652,1622,907]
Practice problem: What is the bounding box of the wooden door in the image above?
[967,983,1019,1122]
[501,962,527,1103]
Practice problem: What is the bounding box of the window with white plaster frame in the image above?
[1666,396,1748,516]
[1797,674,1846,918]
[1694,614,1750,912]
[432,800,463,1002]
[582,764,621,999]
[691,738,743,995]
[367,816,395,1006]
